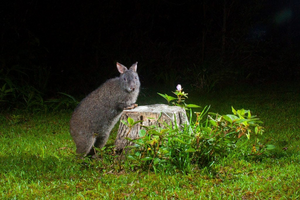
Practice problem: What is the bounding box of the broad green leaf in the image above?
[209,119,218,127]
[225,114,239,121]
[237,109,245,117]
[127,155,136,160]
[157,92,167,99]
[132,120,143,126]
[166,95,177,102]
[127,117,134,125]
[222,115,233,123]
[157,93,176,103]
[139,129,146,137]
[135,152,141,156]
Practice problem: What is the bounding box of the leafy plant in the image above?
[0,65,50,110]
[123,86,271,173]
[0,84,14,104]
[0,64,78,111]
[192,63,219,93]
[46,92,79,111]
[158,84,200,109]
[192,106,267,166]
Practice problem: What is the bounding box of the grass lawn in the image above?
[0,82,299,199]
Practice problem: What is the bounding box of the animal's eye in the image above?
[123,77,127,81]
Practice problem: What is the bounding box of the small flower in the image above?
[176,84,182,91]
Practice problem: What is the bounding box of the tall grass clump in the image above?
[0,66,78,112]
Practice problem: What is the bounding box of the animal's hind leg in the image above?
[75,134,97,156]
[94,134,110,150]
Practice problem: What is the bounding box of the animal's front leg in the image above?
[124,104,138,110]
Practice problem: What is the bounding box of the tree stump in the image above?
[114,104,188,152]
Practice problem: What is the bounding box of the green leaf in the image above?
[154,158,161,165]
[179,134,193,139]
[185,148,196,153]
[236,109,246,117]
[247,110,252,119]
[147,138,158,145]
[246,133,250,139]
[159,129,170,134]
[175,138,188,144]
[126,117,142,126]
[121,120,128,126]
[135,152,141,157]
[201,127,212,133]
[141,157,153,161]
[157,92,166,99]
[149,130,163,136]
[266,145,276,150]
[234,119,250,125]
[166,95,177,102]
[209,119,218,127]
[157,93,176,103]
[125,137,134,141]
[231,106,237,115]
[139,129,146,137]
[222,115,233,123]
[128,117,134,125]
[255,126,259,134]
[185,104,200,108]
[127,155,136,160]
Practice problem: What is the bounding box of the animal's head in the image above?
[117,62,140,93]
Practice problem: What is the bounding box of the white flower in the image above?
[176,84,182,91]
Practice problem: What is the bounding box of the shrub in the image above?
[123,85,269,174]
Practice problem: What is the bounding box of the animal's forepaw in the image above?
[124,104,138,110]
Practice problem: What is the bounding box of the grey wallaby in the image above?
[70,62,140,156]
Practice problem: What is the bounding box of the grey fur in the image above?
[70,62,140,156]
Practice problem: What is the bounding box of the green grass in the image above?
[1,82,300,199]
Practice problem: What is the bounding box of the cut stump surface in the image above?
[114,104,188,152]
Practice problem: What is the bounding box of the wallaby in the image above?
[70,62,140,156]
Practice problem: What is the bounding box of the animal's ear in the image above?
[116,62,128,74]
[129,62,138,72]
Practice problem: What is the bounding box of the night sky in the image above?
[1,0,299,97]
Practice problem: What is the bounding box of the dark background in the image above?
[1,0,299,101]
